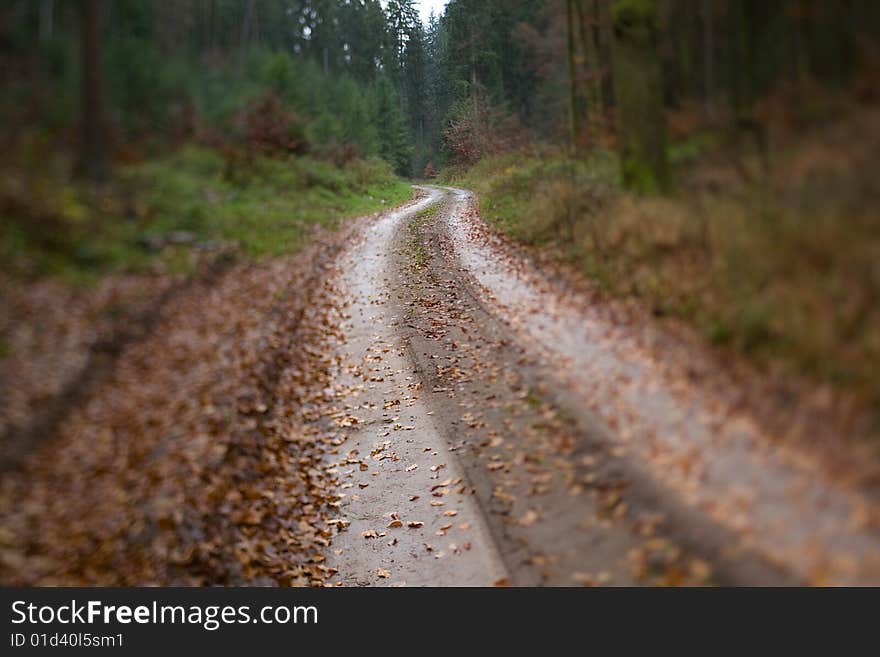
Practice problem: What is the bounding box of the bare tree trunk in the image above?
[39,0,54,42]
[596,0,615,125]
[211,0,219,56]
[252,1,261,46]
[469,13,478,111]
[240,0,255,50]
[701,0,715,119]
[565,0,580,151]
[734,0,757,118]
[75,0,107,181]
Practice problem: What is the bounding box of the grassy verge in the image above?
[1,143,412,283]
[451,106,880,428]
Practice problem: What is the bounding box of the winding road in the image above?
[310,186,880,586]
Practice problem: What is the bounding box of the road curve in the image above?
[313,185,880,586]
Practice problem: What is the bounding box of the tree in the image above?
[565,0,580,150]
[39,0,54,42]
[373,75,413,175]
[610,0,668,192]
[75,0,107,180]
[385,0,420,78]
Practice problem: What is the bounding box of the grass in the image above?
[1,143,412,283]
[405,204,439,272]
[452,105,880,425]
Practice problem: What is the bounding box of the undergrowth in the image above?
[452,105,880,426]
[0,142,411,283]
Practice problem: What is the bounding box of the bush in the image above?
[242,92,308,158]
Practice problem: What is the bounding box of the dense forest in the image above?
[3,1,879,178]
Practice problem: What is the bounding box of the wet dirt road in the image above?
[310,186,880,586]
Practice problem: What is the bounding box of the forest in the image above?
[1,1,879,589]
[8,1,876,169]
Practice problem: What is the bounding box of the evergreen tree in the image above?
[373,74,413,175]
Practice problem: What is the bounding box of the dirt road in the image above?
[305,185,880,586]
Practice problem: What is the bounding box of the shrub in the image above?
[242,92,308,158]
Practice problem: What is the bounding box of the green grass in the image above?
[450,151,618,247]
[404,203,439,271]
[1,145,412,283]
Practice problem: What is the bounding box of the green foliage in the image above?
[106,37,188,137]
[138,147,409,257]
[374,76,414,175]
[0,1,426,175]
[453,151,618,244]
[1,146,411,283]
[620,154,664,194]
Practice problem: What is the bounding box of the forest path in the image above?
[312,186,880,586]
[315,189,508,586]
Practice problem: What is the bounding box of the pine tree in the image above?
[373,75,413,175]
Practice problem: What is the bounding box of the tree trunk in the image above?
[734,0,757,118]
[575,0,604,142]
[611,0,669,193]
[240,0,255,50]
[701,0,715,119]
[565,0,580,151]
[211,0,219,55]
[39,0,54,42]
[75,0,107,181]
[596,0,615,124]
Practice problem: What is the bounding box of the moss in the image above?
[611,0,669,194]
[611,0,658,32]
